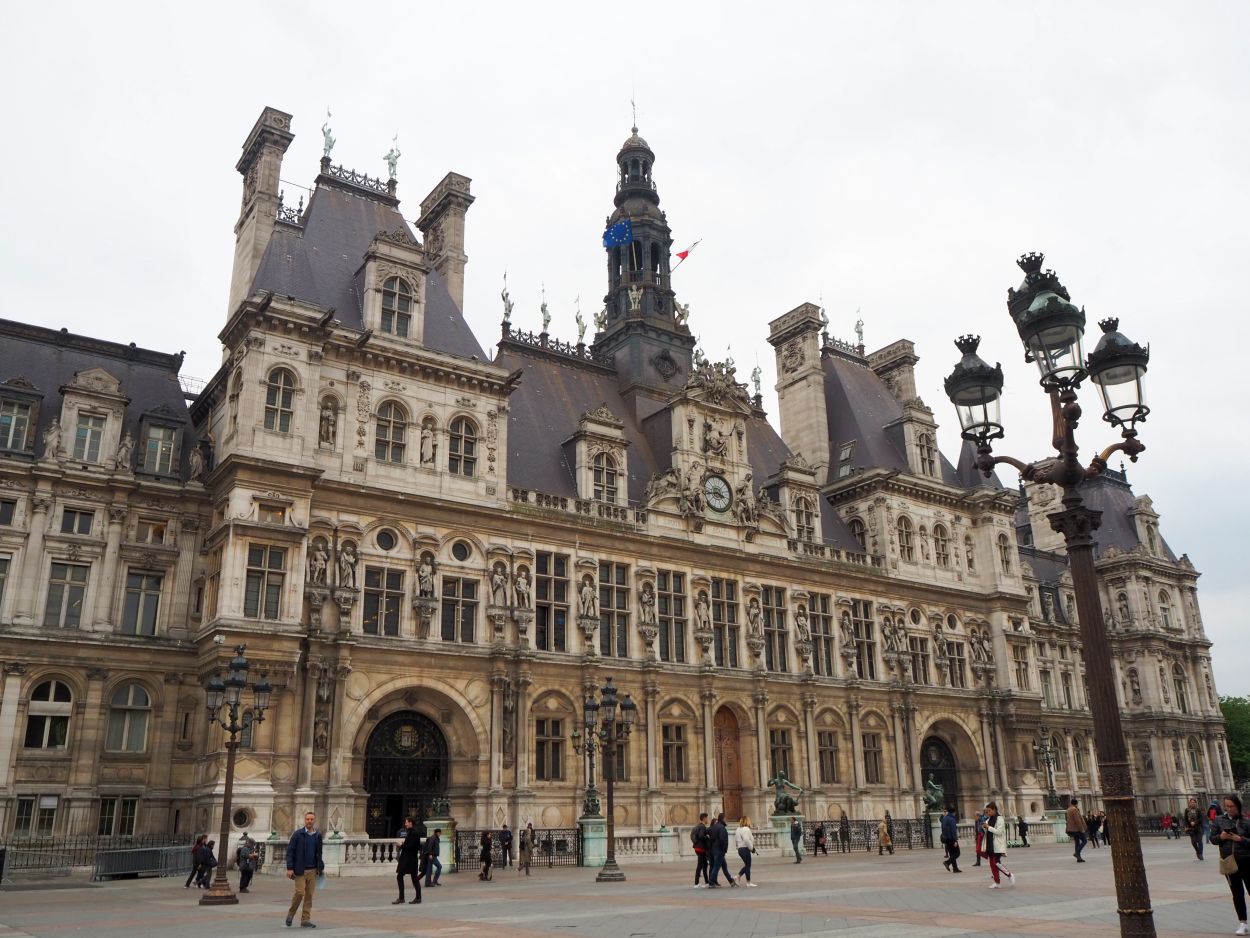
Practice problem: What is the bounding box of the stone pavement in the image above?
[0,837,1238,937]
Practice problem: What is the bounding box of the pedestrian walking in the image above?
[284,810,324,929]
[877,816,893,856]
[973,810,986,866]
[197,839,218,887]
[814,823,829,856]
[236,831,258,893]
[423,828,442,886]
[1087,812,1101,849]
[690,812,711,887]
[707,812,736,887]
[1066,798,1088,862]
[499,824,513,867]
[1183,796,1205,860]
[392,816,422,905]
[518,822,534,876]
[941,807,962,873]
[983,802,1015,889]
[1099,811,1110,845]
[734,816,758,886]
[838,812,851,853]
[478,830,494,881]
[1162,813,1174,840]
[1211,794,1250,935]
[184,833,207,889]
[1016,816,1030,848]
[790,817,803,863]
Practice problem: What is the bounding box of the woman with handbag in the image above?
[1210,795,1250,935]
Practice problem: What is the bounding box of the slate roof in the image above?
[0,318,194,475]
[1083,470,1176,561]
[250,180,487,362]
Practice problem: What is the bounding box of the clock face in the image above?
[704,475,732,512]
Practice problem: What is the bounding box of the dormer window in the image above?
[793,496,816,543]
[264,368,296,433]
[837,441,857,478]
[593,452,619,503]
[917,433,937,477]
[72,413,106,462]
[848,517,866,551]
[381,277,413,337]
[139,422,180,476]
[1,398,32,451]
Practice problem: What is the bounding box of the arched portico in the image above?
[362,710,448,838]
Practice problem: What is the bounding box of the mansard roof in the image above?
[1083,470,1178,561]
[250,181,487,361]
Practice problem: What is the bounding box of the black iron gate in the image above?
[454,828,581,871]
[363,711,448,839]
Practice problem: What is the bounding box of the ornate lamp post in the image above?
[571,677,636,882]
[944,252,1154,937]
[1033,732,1064,811]
[199,645,272,906]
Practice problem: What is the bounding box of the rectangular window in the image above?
[1061,671,1075,709]
[14,796,35,834]
[440,576,477,643]
[837,441,856,478]
[363,567,404,636]
[535,717,564,781]
[769,727,793,779]
[134,519,167,545]
[258,505,286,525]
[662,723,688,783]
[0,399,32,451]
[121,572,162,636]
[711,578,739,669]
[863,732,884,784]
[1040,669,1054,708]
[535,551,569,653]
[17,795,59,835]
[61,508,93,535]
[0,555,9,609]
[656,569,686,664]
[762,586,788,672]
[1012,645,1031,690]
[243,545,285,620]
[0,498,15,526]
[947,641,968,689]
[72,413,106,462]
[810,593,834,677]
[141,425,177,475]
[97,796,138,836]
[852,600,876,680]
[381,308,411,338]
[598,562,629,658]
[908,635,931,685]
[817,730,840,784]
[44,562,89,627]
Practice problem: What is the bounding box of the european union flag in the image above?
[603,220,633,248]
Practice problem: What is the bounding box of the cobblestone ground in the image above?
[0,837,1239,937]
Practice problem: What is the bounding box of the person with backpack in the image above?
[973,810,986,866]
[690,813,711,887]
[838,812,851,853]
[184,833,207,889]
[423,828,443,886]
[197,839,218,888]
[235,832,258,893]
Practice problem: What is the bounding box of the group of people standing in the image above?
[473,822,537,881]
[184,832,259,892]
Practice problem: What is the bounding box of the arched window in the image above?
[24,680,72,749]
[381,277,413,337]
[793,497,815,543]
[1173,665,1191,714]
[375,401,407,463]
[1187,737,1202,773]
[848,518,866,551]
[448,417,477,477]
[1073,736,1087,773]
[239,710,255,749]
[1050,735,1065,772]
[263,368,296,433]
[933,524,950,568]
[917,433,937,477]
[897,517,914,562]
[1158,590,1174,629]
[593,452,619,503]
[998,534,1013,574]
[106,683,150,752]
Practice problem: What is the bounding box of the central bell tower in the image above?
[593,126,694,406]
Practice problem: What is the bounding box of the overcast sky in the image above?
[3,2,1247,692]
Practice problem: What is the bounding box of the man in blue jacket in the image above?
[940,807,962,873]
[285,810,324,928]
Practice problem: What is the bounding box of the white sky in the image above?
[2,2,1247,692]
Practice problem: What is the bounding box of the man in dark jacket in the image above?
[690,813,711,887]
[285,810,324,928]
[707,813,736,887]
[393,817,422,904]
[1183,796,1205,860]
[1016,816,1030,847]
[236,832,259,893]
[423,828,442,886]
[499,824,513,868]
[838,812,851,853]
[790,817,803,863]
[1066,799,1087,862]
[941,807,962,872]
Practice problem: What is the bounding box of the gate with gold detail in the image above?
[364,711,449,838]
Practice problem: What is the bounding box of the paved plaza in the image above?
[0,838,1239,937]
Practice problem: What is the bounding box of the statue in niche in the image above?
[970,630,991,664]
[514,569,532,608]
[115,431,134,469]
[314,713,329,753]
[1118,593,1130,625]
[794,605,811,642]
[627,284,643,312]
[1041,591,1053,621]
[1129,669,1142,704]
[417,556,435,597]
[694,592,712,631]
[883,618,902,653]
[502,681,517,755]
[42,418,62,457]
[188,443,205,481]
[639,582,657,625]
[307,542,330,586]
[420,419,436,466]
[965,538,976,573]
[746,597,763,637]
[338,543,358,589]
[735,475,757,526]
[702,419,728,457]
[839,611,855,648]
[932,625,949,658]
[490,563,509,606]
[319,403,337,446]
[579,576,598,617]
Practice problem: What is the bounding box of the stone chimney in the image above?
[767,303,830,482]
[416,172,474,311]
[868,339,919,403]
[227,107,293,316]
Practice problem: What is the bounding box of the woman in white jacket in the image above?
[983,802,1015,889]
[734,816,759,886]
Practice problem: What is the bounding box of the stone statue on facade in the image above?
[576,310,586,343]
[694,592,712,631]
[541,298,551,333]
[420,420,436,466]
[794,605,811,642]
[751,366,762,399]
[490,564,509,606]
[188,443,205,482]
[514,569,532,608]
[307,542,330,586]
[115,431,134,469]
[839,611,855,648]
[735,475,757,527]
[594,305,608,331]
[638,582,657,625]
[855,317,864,348]
[321,109,335,158]
[417,556,435,597]
[882,619,903,653]
[674,300,690,326]
[42,418,62,457]
[746,597,763,638]
[579,576,598,617]
[338,543,358,589]
[501,276,514,324]
[384,136,401,181]
[923,774,945,812]
[627,284,642,312]
[319,403,336,447]
[767,769,803,815]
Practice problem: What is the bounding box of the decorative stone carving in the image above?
[419,418,436,466]
[115,431,134,470]
[338,542,358,589]
[578,575,598,617]
[319,401,337,447]
[513,568,532,608]
[417,554,436,598]
[307,540,330,586]
[42,418,62,458]
[781,339,804,374]
[490,563,509,607]
[627,284,642,311]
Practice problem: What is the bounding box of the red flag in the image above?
[674,240,701,267]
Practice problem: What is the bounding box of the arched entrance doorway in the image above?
[714,707,742,819]
[920,736,961,815]
[364,711,449,838]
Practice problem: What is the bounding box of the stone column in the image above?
[892,704,910,791]
[979,709,996,793]
[848,699,865,791]
[0,662,27,790]
[67,667,109,833]
[1063,732,1079,795]
[753,690,768,791]
[144,673,186,832]
[92,505,127,627]
[167,517,200,640]
[13,494,52,625]
[514,669,533,791]
[296,659,321,790]
[489,673,505,791]
[802,693,819,790]
[701,688,716,793]
[992,716,1011,794]
[328,664,351,789]
[643,679,659,792]
[910,704,924,800]
[1200,735,1215,790]
[1087,736,1100,793]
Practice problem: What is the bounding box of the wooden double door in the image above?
[714,707,743,819]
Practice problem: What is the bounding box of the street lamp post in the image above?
[572,677,636,882]
[944,253,1154,938]
[1033,732,1064,811]
[199,644,272,906]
